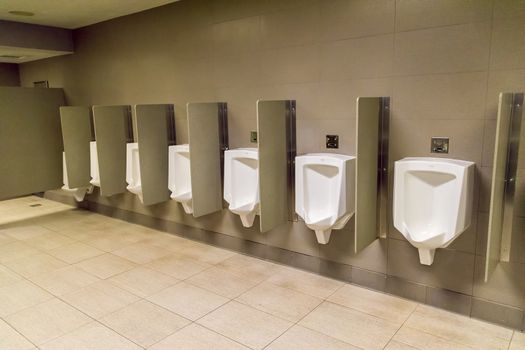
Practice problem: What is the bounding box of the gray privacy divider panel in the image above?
[0,87,65,200]
[355,97,381,253]
[187,102,224,217]
[92,105,131,197]
[134,104,173,206]
[60,106,93,189]
[485,93,515,281]
[257,100,288,233]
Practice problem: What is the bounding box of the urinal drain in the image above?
[29,204,42,207]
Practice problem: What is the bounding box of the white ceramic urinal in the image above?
[169,144,193,214]
[62,152,92,202]
[90,141,100,187]
[224,148,259,227]
[295,153,356,244]
[393,157,475,265]
[126,142,143,202]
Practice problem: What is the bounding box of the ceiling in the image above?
[0,0,179,29]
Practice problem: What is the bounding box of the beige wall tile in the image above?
[485,70,525,119]
[396,0,493,32]
[261,4,320,49]
[394,22,491,75]
[491,18,525,70]
[320,34,394,81]
[318,78,393,120]
[212,16,261,57]
[320,0,394,41]
[393,72,487,120]
[260,44,320,85]
[390,119,485,165]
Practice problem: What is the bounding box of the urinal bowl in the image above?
[295,153,356,244]
[168,144,193,215]
[90,141,100,187]
[126,142,143,202]
[224,148,260,228]
[393,157,475,265]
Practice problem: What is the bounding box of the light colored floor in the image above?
[0,196,523,350]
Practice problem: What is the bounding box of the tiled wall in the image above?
[0,63,20,86]
[19,0,525,328]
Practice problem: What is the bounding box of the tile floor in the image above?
[0,196,522,349]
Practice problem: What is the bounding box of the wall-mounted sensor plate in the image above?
[431,137,449,153]
[250,131,257,143]
[326,135,339,149]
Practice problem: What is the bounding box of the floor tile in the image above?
[217,254,283,283]
[236,281,322,322]
[145,253,212,279]
[267,267,344,299]
[100,300,189,348]
[3,253,67,278]
[392,326,477,350]
[0,280,53,317]
[405,305,513,350]
[176,240,237,264]
[30,265,100,296]
[327,284,417,324]
[187,266,259,298]
[299,302,399,349]
[0,318,35,350]
[267,325,359,350]
[0,233,16,246]
[75,253,137,279]
[150,323,249,350]
[61,280,139,319]
[0,242,40,263]
[384,340,420,350]
[6,298,92,345]
[1,226,53,240]
[47,242,104,264]
[511,332,525,350]
[148,281,228,321]
[198,301,292,350]
[24,232,76,251]
[85,232,145,252]
[112,242,173,264]
[108,267,178,297]
[0,264,23,288]
[40,322,141,350]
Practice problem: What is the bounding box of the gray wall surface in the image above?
[18,0,525,326]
